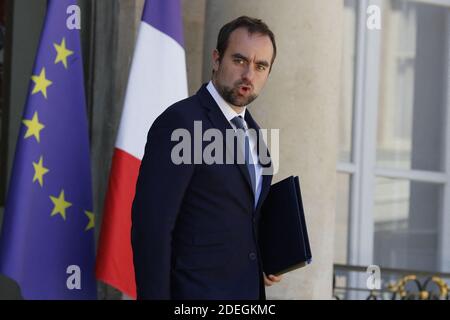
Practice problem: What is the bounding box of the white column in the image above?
[203,0,343,299]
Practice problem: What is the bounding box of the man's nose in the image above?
[242,65,255,82]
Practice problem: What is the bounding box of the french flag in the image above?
[95,0,188,298]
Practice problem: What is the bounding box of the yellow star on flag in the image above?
[31,67,52,99]
[32,156,49,187]
[84,211,95,231]
[22,111,45,143]
[54,38,74,69]
[50,190,72,221]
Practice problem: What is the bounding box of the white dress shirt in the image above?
[206,81,263,208]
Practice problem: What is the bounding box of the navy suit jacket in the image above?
[131,84,273,300]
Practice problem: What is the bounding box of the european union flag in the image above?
[0,0,96,299]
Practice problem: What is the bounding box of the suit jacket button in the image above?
[249,252,257,260]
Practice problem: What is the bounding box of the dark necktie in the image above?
[231,116,257,197]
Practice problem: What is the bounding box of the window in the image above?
[336,0,450,273]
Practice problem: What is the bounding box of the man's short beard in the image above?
[216,82,258,107]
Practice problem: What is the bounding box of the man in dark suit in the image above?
[131,16,281,300]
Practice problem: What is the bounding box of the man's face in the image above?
[212,27,274,108]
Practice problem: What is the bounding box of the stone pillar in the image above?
[182,0,206,95]
[203,0,343,299]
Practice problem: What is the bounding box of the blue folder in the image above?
[260,176,312,276]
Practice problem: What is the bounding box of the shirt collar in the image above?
[206,81,246,123]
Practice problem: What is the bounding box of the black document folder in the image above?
[259,176,312,276]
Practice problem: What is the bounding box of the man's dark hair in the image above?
[216,16,277,69]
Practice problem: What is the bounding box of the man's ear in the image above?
[212,49,220,72]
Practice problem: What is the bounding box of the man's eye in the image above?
[234,58,244,64]
[257,65,266,71]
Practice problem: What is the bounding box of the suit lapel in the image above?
[255,174,272,214]
[244,111,272,170]
[196,84,273,213]
[197,85,254,196]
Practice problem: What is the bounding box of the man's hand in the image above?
[264,273,282,286]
